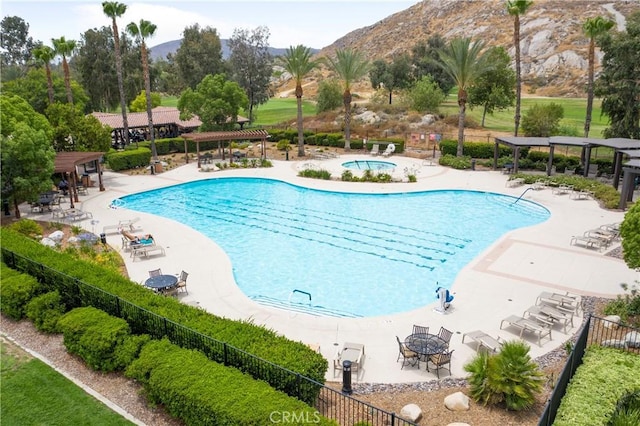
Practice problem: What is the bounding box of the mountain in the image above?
[317,0,639,97]
[149,39,318,61]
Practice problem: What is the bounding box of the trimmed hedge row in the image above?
[126,338,337,425]
[267,128,405,153]
[58,306,150,372]
[0,228,328,388]
[553,346,640,426]
[0,262,41,320]
[106,147,152,171]
[440,139,517,158]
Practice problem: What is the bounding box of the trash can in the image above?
[100,233,107,244]
[154,162,163,174]
[471,159,476,171]
[341,360,353,395]
[81,173,90,187]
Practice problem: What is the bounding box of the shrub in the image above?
[9,219,42,239]
[406,75,446,112]
[58,306,132,372]
[464,340,544,411]
[25,290,66,333]
[604,282,640,327]
[299,169,332,179]
[0,266,41,320]
[105,147,152,171]
[521,102,564,137]
[439,154,472,169]
[316,78,342,113]
[276,139,291,151]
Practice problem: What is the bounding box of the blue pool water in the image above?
[117,178,549,317]
[342,160,396,170]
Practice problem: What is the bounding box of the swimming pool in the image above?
[118,178,549,317]
[342,160,396,171]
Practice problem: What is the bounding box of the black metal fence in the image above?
[1,249,416,426]
[538,315,640,426]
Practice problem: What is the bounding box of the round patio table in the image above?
[404,333,447,367]
[144,274,178,291]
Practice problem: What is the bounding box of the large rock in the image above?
[602,339,627,349]
[40,237,57,248]
[48,230,64,242]
[400,403,422,422]
[354,110,380,124]
[603,315,621,329]
[444,391,470,411]
[625,331,640,349]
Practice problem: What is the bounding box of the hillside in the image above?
[317,0,638,97]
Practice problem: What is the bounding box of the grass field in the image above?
[162,94,609,136]
[0,341,133,425]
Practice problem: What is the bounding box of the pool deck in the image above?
[23,155,638,385]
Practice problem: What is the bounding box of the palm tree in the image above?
[436,37,491,157]
[278,45,321,157]
[127,19,158,161]
[583,16,614,138]
[32,45,56,105]
[103,1,131,147]
[325,48,369,150]
[507,0,533,136]
[51,36,77,104]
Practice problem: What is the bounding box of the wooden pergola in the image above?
[54,152,105,208]
[181,130,270,168]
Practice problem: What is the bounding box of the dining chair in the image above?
[437,326,454,346]
[148,268,162,278]
[428,349,454,379]
[176,270,189,293]
[396,336,419,369]
[412,325,429,336]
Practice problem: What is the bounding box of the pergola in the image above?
[54,152,105,208]
[181,130,270,168]
[493,136,640,209]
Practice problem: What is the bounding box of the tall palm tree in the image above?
[127,19,158,161]
[32,45,56,105]
[507,0,533,136]
[583,16,614,138]
[103,1,131,146]
[51,36,77,104]
[278,45,321,157]
[325,49,369,150]
[437,37,492,157]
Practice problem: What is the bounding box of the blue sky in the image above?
[2,0,417,49]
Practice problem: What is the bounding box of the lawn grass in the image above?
[439,95,608,138]
[0,341,134,425]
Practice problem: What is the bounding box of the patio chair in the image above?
[382,143,396,157]
[536,291,582,315]
[500,314,552,346]
[412,325,429,335]
[427,349,454,379]
[462,330,502,352]
[148,269,162,277]
[524,304,573,333]
[333,342,365,377]
[176,270,189,293]
[437,326,454,347]
[396,336,419,369]
[370,144,380,156]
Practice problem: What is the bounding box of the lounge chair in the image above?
[131,244,166,260]
[524,305,573,333]
[396,336,419,369]
[382,143,396,157]
[500,314,552,346]
[370,144,380,156]
[570,235,604,251]
[333,342,365,377]
[536,291,582,315]
[103,217,140,235]
[462,330,502,352]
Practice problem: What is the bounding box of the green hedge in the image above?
[0,228,328,393]
[0,262,42,320]
[440,139,518,158]
[25,290,65,333]
[554,346,640,426]
[105,147,152,171]
[126,339,337,426]
[58,306,144,372]
[439,154,472,170]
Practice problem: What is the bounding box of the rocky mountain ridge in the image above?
[318,0,638,97]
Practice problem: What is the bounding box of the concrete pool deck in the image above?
[24,155,638,384]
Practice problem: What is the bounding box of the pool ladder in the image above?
[289,289,311,303]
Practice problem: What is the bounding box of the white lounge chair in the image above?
[103,217,140,234]
[500,314,552,346]
[370,144,380,156]
[333,342,365,377]
[382,143,396,157]
[462,330,502,352]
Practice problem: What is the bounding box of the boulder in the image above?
[40,237,57,248]
[354,110,380,124]
[444,391,470,411]
[400,403,422,422]
[603,315,621,329]
[602,339,627,349]
[625,331,640,349]
[48,230,65,242]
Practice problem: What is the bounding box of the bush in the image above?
[406,75,445,112]
[464,340,544,411]
[316,78,342,113]
[604,282,640,327]
[25,290,66,333]
[105,147,152,171]
[299,168,332,179]
[9,219,42,239]
[0,264,42,320]
[440,140,515,158]
[521,102,564,137]
[439,154,472,169]
[58,306,132,372]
